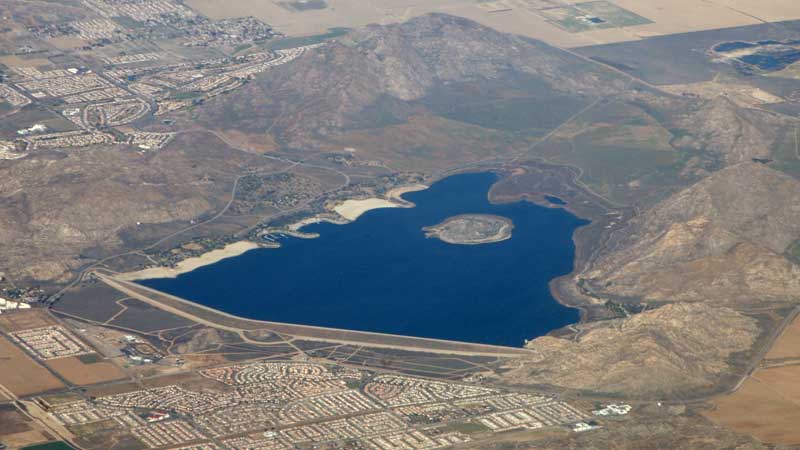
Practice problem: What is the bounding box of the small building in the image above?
[142,411,170,423]
[571,421,600,432]
[593,404,632,416]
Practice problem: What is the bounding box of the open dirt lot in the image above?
[706,315,800,446]
[662,80,784,107]
[0,309,57,333]
[0,405,53,449]
[0,336,64,397]
[45,357,127,386]
[706,369,800,446]
[82,381,142,399]
[764,315,800,360]
[0,55,52,68]
[185,0,800,48]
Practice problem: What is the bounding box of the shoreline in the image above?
[333,198,401,221]
[386,183,428,205]
[116,184,432,281]
[95,272,532,356]
[483,164,626,327]
[107,171,597,348]
[423,214,514,245]
[331,183,429,221]
[116,241,262,281]
[287,215,348,231]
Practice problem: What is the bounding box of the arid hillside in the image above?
[0,132,282,283]
[194,13,625,147]
[194,14,798,204]
[672,97,796,165]
[503,303,759,398]
[579,162,800,306]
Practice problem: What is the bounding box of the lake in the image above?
[140,172,587,347]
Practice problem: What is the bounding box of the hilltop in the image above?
[195,13,624,148]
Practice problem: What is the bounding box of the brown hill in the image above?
[579,162,800,305]
[501,303,759,398]
[196,13,625,147]
[672,97,795,165]
[0,132,280,283]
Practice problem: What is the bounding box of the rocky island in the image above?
[423,214,513,245]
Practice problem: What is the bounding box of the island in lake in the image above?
[139,173,585,347]
[424,214,514,245]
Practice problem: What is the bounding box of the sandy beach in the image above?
[119,185,432,280]
[287,215,347,231]
[333,198,401,221]
[117,241,261,281]
[387,184,428,205]
[333,184,430,221]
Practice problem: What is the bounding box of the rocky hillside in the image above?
[0,132,279,283]
[501,303,759,398]
[579,162,800,305]
[196,13,625,146]
[672,97,796,165]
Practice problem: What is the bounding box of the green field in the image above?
[544,138,687,205]
[281,0,327,11]
[171,90,204,100]
[440,95,590,134]
[77,353,103,364]
[544,1,652,33]
[263,27,350,51]
[440,421,491,434]
[578,1,652,26]
[522,98,691,205]
[543,6,615,33]
[22,442,74,450]
[0,105,79,137]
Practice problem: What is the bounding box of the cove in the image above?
[140,172,587,347]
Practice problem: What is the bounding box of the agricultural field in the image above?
[765,316,800,360]
[332,115,527,173]
[21,442,74,450]
[705,314,800,446]
[185,0,800,48]
[706,369,800,446]
[0,405,54,449]
[46,356,128,386]
[534,103,689,205]
[0,336,65,397]
[540,1,651,33]
[0,309,57,333]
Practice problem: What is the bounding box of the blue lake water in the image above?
[140,172,587,347]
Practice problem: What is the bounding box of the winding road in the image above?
[47,128,351,304]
